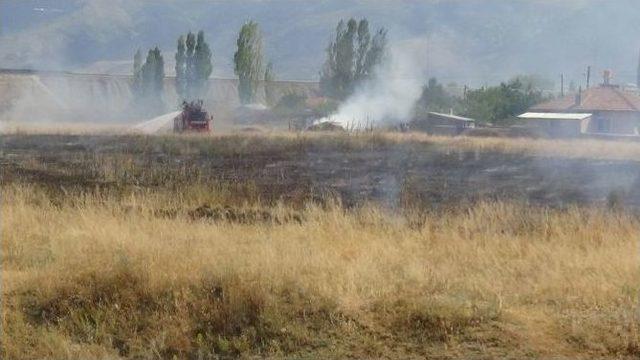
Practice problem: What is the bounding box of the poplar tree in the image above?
[151,47,165,99]
[193,31,213,98]
[355,19,371,82]
[175,36,187,100]
[132,47,165,113]
[139,47,165,111]
[234,21,263,104]
[264,61,276,106]
[334,19,357,99]
[363,28,388,78]
[320,18,387,100]
[175,31,213,101]
[185,31,196,94]
[132,48,143,98]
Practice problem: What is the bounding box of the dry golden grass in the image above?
[5,125,640,161]
[2,184,639,359]
[1,122,133,135]
[265,130,640,160]
[392,132,640,161]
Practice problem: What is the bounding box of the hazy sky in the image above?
[1,0,639,87]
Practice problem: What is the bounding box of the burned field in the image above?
[3,133,640,209]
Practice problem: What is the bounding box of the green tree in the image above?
[193,31,213,98]
[275,91,307,113]
[234,21,263,104]
[320,18,387,100]
[364,28,387,77]
[264,61,276,106]
[185,31,196,83]
[334,19,357,98]
[354,19,371,82]
[415,78,460,115]
[185,32,196,99]
[461,79,546,125]
[132,48,143,98]
[175,36,187,100]
[176,31,212,101]
[152,47,165,99]
[510,74,555,93]
[137,47,165,112]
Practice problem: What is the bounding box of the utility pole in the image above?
[560,74,564,97]
[637,49,640,88]
[586,66,591,89]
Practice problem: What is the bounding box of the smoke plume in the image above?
[321,40,427,128]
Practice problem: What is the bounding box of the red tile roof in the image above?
[531,86,640,112]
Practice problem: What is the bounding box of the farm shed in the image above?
[518,112,592,138]
[410,112,475,135]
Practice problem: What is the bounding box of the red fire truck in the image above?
[173,100,212,133]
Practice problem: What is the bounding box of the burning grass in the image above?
[2,184,639,359]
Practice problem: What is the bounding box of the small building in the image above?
[410,112,475,135]
[518,112,592,138]
[524,71,640,137]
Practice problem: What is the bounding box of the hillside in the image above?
[2,0,640,85]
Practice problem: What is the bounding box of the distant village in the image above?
[416,69,640,139]
[515,70,640,138]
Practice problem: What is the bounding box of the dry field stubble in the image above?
[6,127,640,160]
[1,132,640,359]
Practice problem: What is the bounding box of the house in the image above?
[523,71,640,137]
[410,112,475,135]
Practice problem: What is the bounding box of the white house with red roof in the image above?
[519,71,640,137]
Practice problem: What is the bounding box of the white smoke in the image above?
[319,40,427,129]
[0,73,134,124]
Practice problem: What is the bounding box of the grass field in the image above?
[2,132,640,359]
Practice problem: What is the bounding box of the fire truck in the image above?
[173,100,212,133]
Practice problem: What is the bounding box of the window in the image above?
[596,117,611,133]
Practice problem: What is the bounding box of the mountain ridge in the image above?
[2,0,639,86]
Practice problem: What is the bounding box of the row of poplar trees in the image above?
[175,31,213,102]
[132,31,214,113]
[132,24,268,111]
[131,17,387,112]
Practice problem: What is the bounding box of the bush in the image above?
[275,92,307,112]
